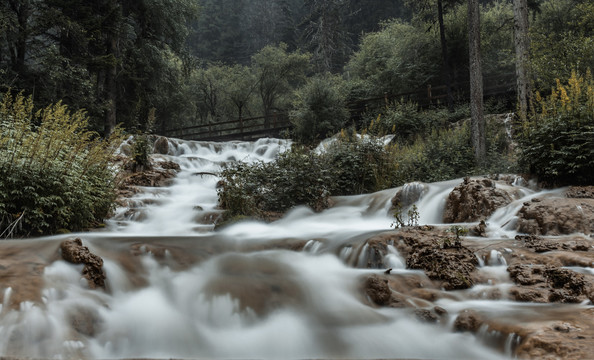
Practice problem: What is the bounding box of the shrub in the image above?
[391,117,515,185]
[218,148,332,218]
[365,101,470,143]
[518,70,594,186]
[290,75,349,145]
[0,92,124,237]
[322,135,397,194]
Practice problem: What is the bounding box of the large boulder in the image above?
[516,198,594,235]
[153,136,170,155]
[443,177,513,223]
[60,238,105,289]
[363,274,392,306]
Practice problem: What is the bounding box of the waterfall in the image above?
[0,136,590,360]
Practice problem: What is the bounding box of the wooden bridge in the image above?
[163,75,515,142]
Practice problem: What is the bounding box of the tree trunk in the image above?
[468,0,485,166]
[513,0,531,121]
[104,35,117,136]
[437,0,454,111]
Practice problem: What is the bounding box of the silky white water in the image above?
[0,137,589,359]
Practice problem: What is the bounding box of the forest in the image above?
[1,0,593,235]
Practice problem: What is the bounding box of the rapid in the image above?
[0,137,591,359]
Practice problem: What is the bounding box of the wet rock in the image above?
[507,264,594,303]
[517,234,560,253]
[470,220,488,237]
[364,274,392,306]
[414,308,438,323]
[391,182,428,209]
[515,309,594,360]
[566,186,594,199]
[60,238,105,289]
[443,177,513,223]
[406,241,478,290]
[454,309,483,332]
[153,136,170,154]
[156,160,181,171]
[516,198,594,235]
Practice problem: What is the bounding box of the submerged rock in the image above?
[363,274,392,306]
[60,238,105,289]
[516,198,594,235]
[443,177,513,223]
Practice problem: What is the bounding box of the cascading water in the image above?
[0,137,592,359]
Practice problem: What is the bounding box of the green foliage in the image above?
[365,101,470,143]
[0,92,124,237]
[518,71,594,186]
[218,148,332,218]
[322,135,397,195]
[346,19,440,97]
[391,203,419,229]
[252,44,311,117]
[290,74,349,144]
[131,134,152,171]
[530,0,594,90]
[217,135,398,217]
[390,117,515,185]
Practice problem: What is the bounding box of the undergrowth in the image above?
[0,92,124,237]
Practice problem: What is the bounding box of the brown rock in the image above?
[60,238,105,289]
[454,309,483,332]
[153,136,170,154]
[516,234,560,253]
[364,274,392,306]
[516,198,594,235]
[414,308,438,323]
[566,186,594,199]
[391,182,428,209]
[406,242,478,290]
[443,177,513,223]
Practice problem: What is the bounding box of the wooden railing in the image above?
[163,74,516,141]
[164,112,291,141]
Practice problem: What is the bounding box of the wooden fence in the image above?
[163,74,516,141]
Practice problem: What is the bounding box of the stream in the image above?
[0,137,591,359]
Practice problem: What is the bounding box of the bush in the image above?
[218,148,332,218]
[322,135,397,194]
[365,101,470,143]
[391,117,515,185]
[518,71,594,186]
[0,92,123,237]
[217,135,397,218]
[290,75,349,145]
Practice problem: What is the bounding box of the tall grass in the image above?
[0,92,124,237]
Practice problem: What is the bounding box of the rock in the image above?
[414,308,438,323]
[507,264,594,303]
[443,177,513,223]
[60,238,105,289]
[391,182,428,209]
[566,186,594,199]
[516,234,560,253]
[454,309,483,332]
[470,220,488,237]
[406,241,478,290]
[153,136,170,154]
[364,274,392,306]
[516,198,594,235]
[156,160,181,171]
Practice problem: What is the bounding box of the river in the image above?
[0,137,591,359]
